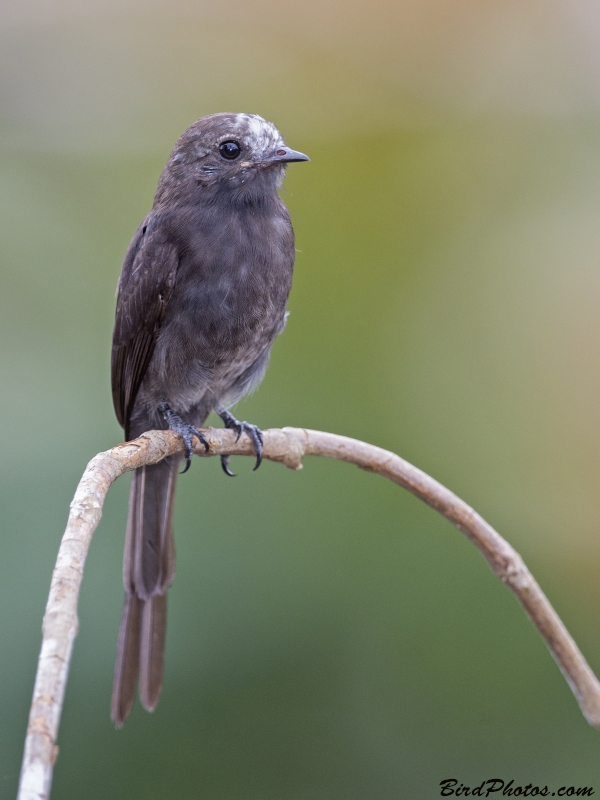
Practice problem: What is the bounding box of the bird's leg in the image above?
[158,403,209,474]
[216,406,264,474]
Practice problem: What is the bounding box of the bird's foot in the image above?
[216,407,263,475]
[158,403,209,474]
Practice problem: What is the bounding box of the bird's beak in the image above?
[261,146,310,164]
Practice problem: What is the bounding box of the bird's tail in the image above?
[111,457,179,726]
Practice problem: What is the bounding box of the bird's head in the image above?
[155,113,309,205]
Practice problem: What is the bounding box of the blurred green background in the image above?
[2,0,600,797]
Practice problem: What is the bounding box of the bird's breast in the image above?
[162,204,294,366]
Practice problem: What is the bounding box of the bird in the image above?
[110,112,309,726]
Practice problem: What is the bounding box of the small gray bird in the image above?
[110,113,308,726]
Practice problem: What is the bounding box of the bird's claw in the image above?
[244,423,264,471]
[158,402,209,474]
[220,455,236,477]
[217,408,264,471]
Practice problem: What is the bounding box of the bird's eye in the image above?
[219,141,241,160]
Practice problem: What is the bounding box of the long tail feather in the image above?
[111,458,179,725]
[139,595,168,711]
[111,593,142,727]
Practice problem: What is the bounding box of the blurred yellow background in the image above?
[1,0,600,796]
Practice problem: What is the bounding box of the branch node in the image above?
[280,427,307,470]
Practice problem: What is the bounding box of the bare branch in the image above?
[17,427,600,799]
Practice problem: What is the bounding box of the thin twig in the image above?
[17,427,600,800]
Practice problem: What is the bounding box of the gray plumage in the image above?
[110,113,308,726]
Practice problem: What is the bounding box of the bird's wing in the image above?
[111,214,179,436]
